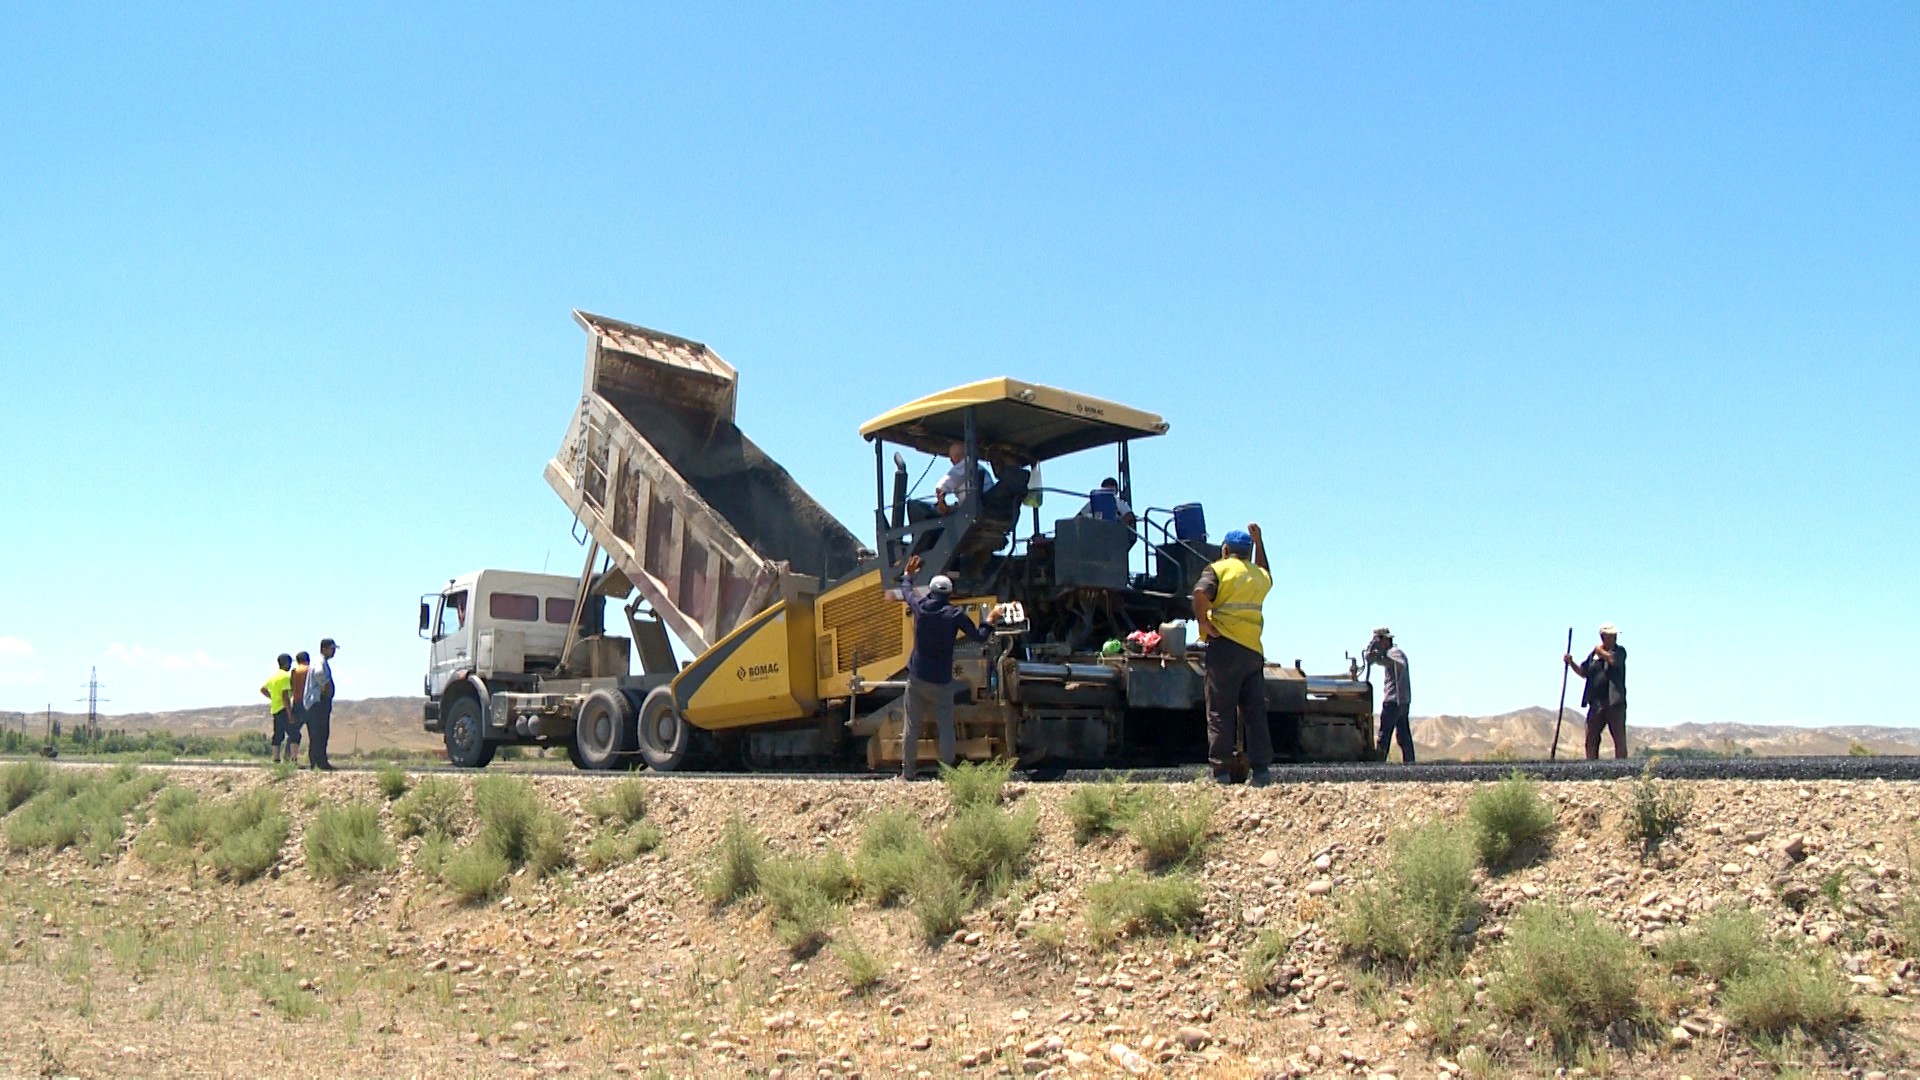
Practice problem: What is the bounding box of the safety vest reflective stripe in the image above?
[1207,557,1271,656]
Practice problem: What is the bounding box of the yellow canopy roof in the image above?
[859,377,1169,461]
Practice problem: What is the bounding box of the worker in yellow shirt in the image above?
[1192,524,1275,786]
[260,654,295,763]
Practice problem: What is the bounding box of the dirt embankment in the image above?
[1,766,1917,1079]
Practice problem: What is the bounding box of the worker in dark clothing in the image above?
[896,554,999,779]
[1193,524,1278,786]
[1565,623,1627,759]
[1365,627,1414,763]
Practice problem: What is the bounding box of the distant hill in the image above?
[0,697,439,755]
[1412,706,1920,760]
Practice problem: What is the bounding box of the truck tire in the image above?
[571,689,634,771]
[443,693,496,768]
[636,686,688,772]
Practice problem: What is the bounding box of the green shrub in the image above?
[939,758,1014,811]
[582,821,663,871]
[374,765,409,801]
[144,786,289,882]
[442,844,511,902]
[303,802,396,882]
[909,861,976,943]
[1336,820,1479,969]
[586,779,649,825]
[0,760,51,813]
[267,760,297,784]
[1661,907,1769,982]
[393,776,467,839]
[6,766,164,863]
[472,775,570,875]
[833,937,887,992]
[1063,777,1148,843]
[759,851,853,958]
[701,815,767,905]
[1621,762,1692,854]
[1241,929,1293,996]
[1025,920,1068,955]
[1126,791,1213,869]
[1085,871,1204,945]
[936,803,1038,888]
[1721,952,1852,1036]
[1417,978,1483,1056]
[1489,903,1650,1047]
[1466,771,1554,869]
[415,833,453,878]
[854,809,934,906]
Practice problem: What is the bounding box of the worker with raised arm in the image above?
[1365,627,1414,763]
[896,554,998,780]
[1193,524,1276,787]
[1565,623,1628,759]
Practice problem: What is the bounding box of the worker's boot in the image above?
[1211,770,1234,786]
[1248,767,1273,789]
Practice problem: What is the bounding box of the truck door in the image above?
[428,588,471,697]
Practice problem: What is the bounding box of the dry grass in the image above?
[1084,871,1203,945]
[701,815,767,906]
[1124,789,1212,869]
[1466,770,1554,869]
[1488,903,1652,1050]
[1336,819,1479,970]
[303,801,396,882]
[392,776,467,839]
[1062,776,1147,843]
[939,759,1015,811]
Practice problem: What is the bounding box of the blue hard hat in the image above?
[1222,529,1253,553]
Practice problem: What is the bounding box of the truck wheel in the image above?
[443,694,496,768]
[571,689,634,771]
[636,686,688,772]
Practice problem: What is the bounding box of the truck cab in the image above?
[422,571,594,699]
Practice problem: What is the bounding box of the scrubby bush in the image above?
[393,776,467,839]
[147,786,290,883]
[1126,791,1213,869]
[1,760,51,813]
[471,775,570,876]
[1661,907,1769,983]
[701,815,767,905]
[939,759,1014,811]
[304,802,396,881]
[587,779,649,825]
[1241,929,1293,996]
[1721,952,1852,1036]
[833,936,887,992]
[1336,820,1479,969]
[442,843,511,902]
[909,861,976,943]
[1466,771,1554,869]
[1063,777,1147,843]
[374,765,409,801]
[854,809,933,906]
[936,802,1038,889]
[1085,871,1203,945]
[582,821,662,871]
[1025,921,1068,956]
[759,851,855,957]
[1621,761,1692,855]
[1489,903,1650,1048]
[6,766,164,864]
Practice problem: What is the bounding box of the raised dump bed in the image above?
[545,311,864,655]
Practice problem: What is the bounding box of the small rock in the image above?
[1174,1026,1211,1049]
[1781,835,1808,862]
[1107,1043,1151,1076]
[909,1035,932,1051]
[1305,879,1333,897]
[1257,850,1282,868]
[1668,1026,1693,1048]
[1313,853,1333,872]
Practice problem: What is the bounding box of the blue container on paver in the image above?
[1172,503,1206,542]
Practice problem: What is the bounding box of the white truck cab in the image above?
[421,570,587,698]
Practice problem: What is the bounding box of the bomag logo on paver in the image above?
[736,662,781,682]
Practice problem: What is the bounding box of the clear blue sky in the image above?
[1,4,1914,726]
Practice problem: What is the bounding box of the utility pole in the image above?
[75,668,107,746]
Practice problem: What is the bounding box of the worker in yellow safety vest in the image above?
[1192,523,1276,786]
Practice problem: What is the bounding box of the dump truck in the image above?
[421,311,1375,770]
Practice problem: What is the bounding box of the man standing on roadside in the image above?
[1365,628,1414,763]
[1193,524,1277,787]
[260,654,295,763]
[896,554,997,780]
[287,651,311,759]
[1565,623,1627,759]
[302,638,339,771]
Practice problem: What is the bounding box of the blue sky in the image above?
[1,4,1914,726]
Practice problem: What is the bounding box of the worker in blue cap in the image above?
[1192,523,1275,785]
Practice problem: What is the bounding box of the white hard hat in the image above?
[1599,623,1619,636]
[929,575,954,595]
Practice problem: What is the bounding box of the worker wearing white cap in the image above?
[1564,624,1627,759]
[1364,628,1413,763]
[895,554,999,779]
